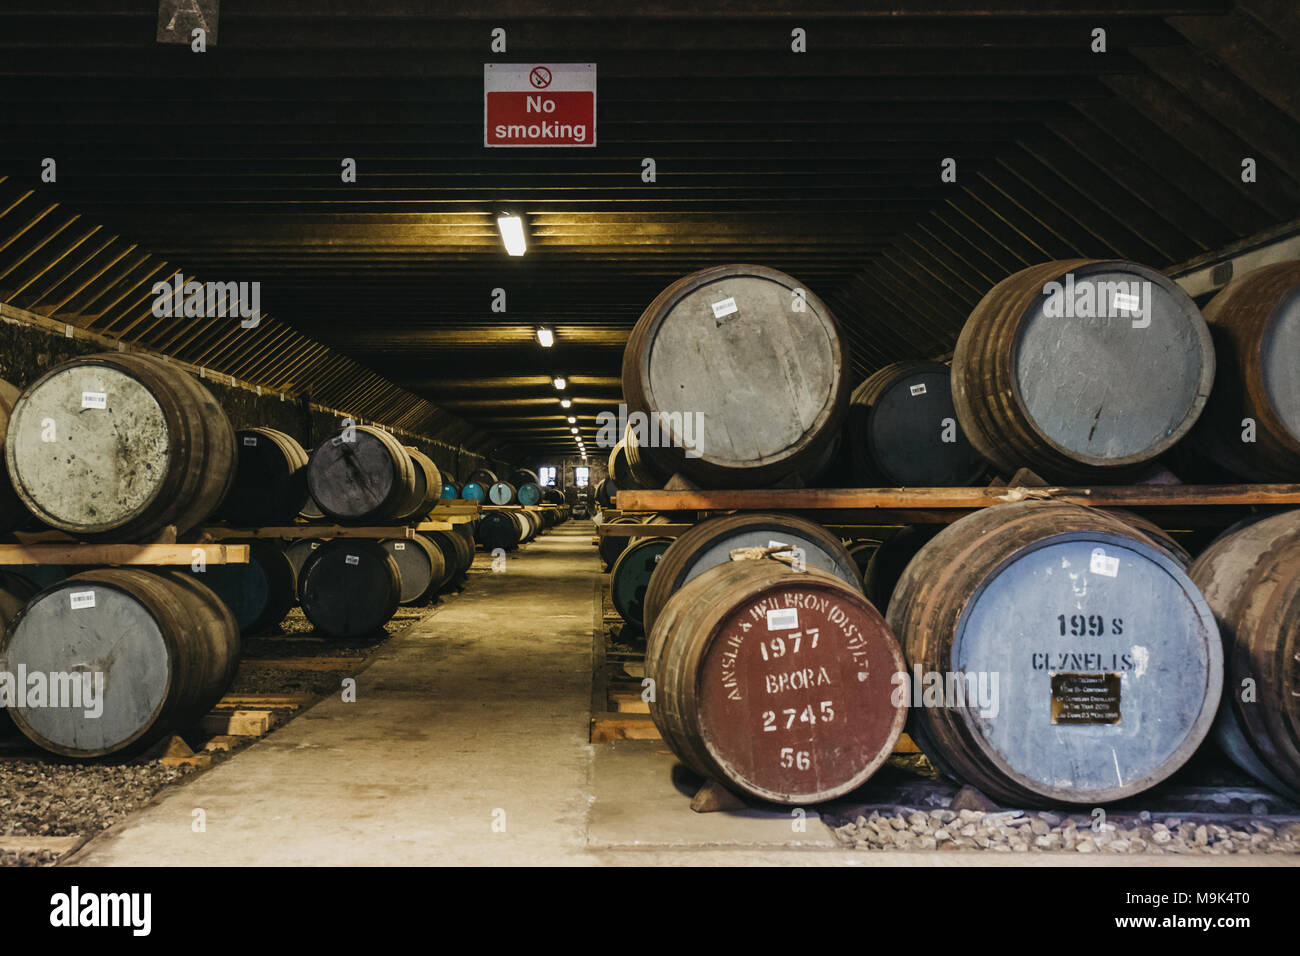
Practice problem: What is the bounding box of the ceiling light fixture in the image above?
[535,327,554,348]
[560,398,571,408]
[553,376,566,390]
[567,416,576,424]
[497,214,527,256]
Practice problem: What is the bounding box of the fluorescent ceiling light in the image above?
[535,327,553,348]
[497,214,526,256]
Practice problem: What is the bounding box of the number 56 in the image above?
[779,748,811,771]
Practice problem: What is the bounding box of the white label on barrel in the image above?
[711,296,739,319]
[766,607,799,631]
[69,590,96,610]
[345,554,360,566]
[1089,547,1120,578]
[243,436,258,446]
[393,542,406,550]
[80,391,107,409]
[910,383,928,396]
[1112,291,1140,313]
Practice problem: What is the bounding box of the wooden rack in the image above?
[0,542,250,565]
[601,483,1300,531]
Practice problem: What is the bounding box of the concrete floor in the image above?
[65,522,1295,867]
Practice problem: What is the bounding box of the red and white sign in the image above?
[484,63,596,148]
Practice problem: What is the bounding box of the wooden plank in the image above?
[213,693,315,709]
[201,525,415,540]
[200,710,273,737]
[0,543,249,565]
[591,713,662,742]
[240,657,364,672]
[616,484,1300,512]
[0,836,86,855]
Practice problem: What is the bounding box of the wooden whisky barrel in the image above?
[952,260,1215,481]
[220,427,310,526]
[466,467,499,488]
[189,540,296,635]
[307,425,416,523]
[516,482,543,506]
[608,440,639,490]
[594,477,617,509]
[283,537,326,582]
[423,528,473,584]
[393,446,442,523]
[887,500,1222,806]
[381,534,447,605]
[0,568,240,758]
[610,536,672,631]
[643,512,862,634]
[476,510,523,552]
[487,481,517,505]
[509,468,539,488]
[647,557,907,804]
[624,425,669,490]
[622,264,850,488]
[846,361,986,486]
[461,481,487,502]
[298,540,400,639]
[1188,509,1300,800]
[440,480,461,500]
[1191,262,1300,481]
[0,378,30,532]
[5,353,237,540]
[862,526,940,611]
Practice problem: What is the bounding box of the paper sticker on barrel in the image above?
[484,63,596,148]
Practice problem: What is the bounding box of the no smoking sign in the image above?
[484,63,597,147]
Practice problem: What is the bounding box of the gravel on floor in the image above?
[830,807,1300,855]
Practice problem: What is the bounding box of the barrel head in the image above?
[953,534,1221,802]
[694,575,906,804]
[3,583,170,756]
[7,365,171,532]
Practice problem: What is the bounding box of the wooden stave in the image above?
[646,558,907,804]
[0,378,31,532]
[624,425,670,489]
[297,540,401,639]
[220,427,310,526]
[1188,510,1300,799]
[608,440,639,490]
[392,446,443,523]
[5,353,237,541]
[1,567,239,758]
[846,360,987,487]
[1192,262,1300,481]
[642,511,861,635]
[887,500,1222,806]
[622,264,851,489]
[382,533,447,605]
[422,529,471,587]
[952,260,1215,482]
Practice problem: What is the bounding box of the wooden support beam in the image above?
[615,484,1300,513]
[0,543,249,565]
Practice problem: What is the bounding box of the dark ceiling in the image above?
[0,0,1297,460]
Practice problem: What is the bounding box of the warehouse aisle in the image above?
[68,523,600,866]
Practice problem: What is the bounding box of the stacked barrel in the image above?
[616,259,1300,808]
[0,353,243,758]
